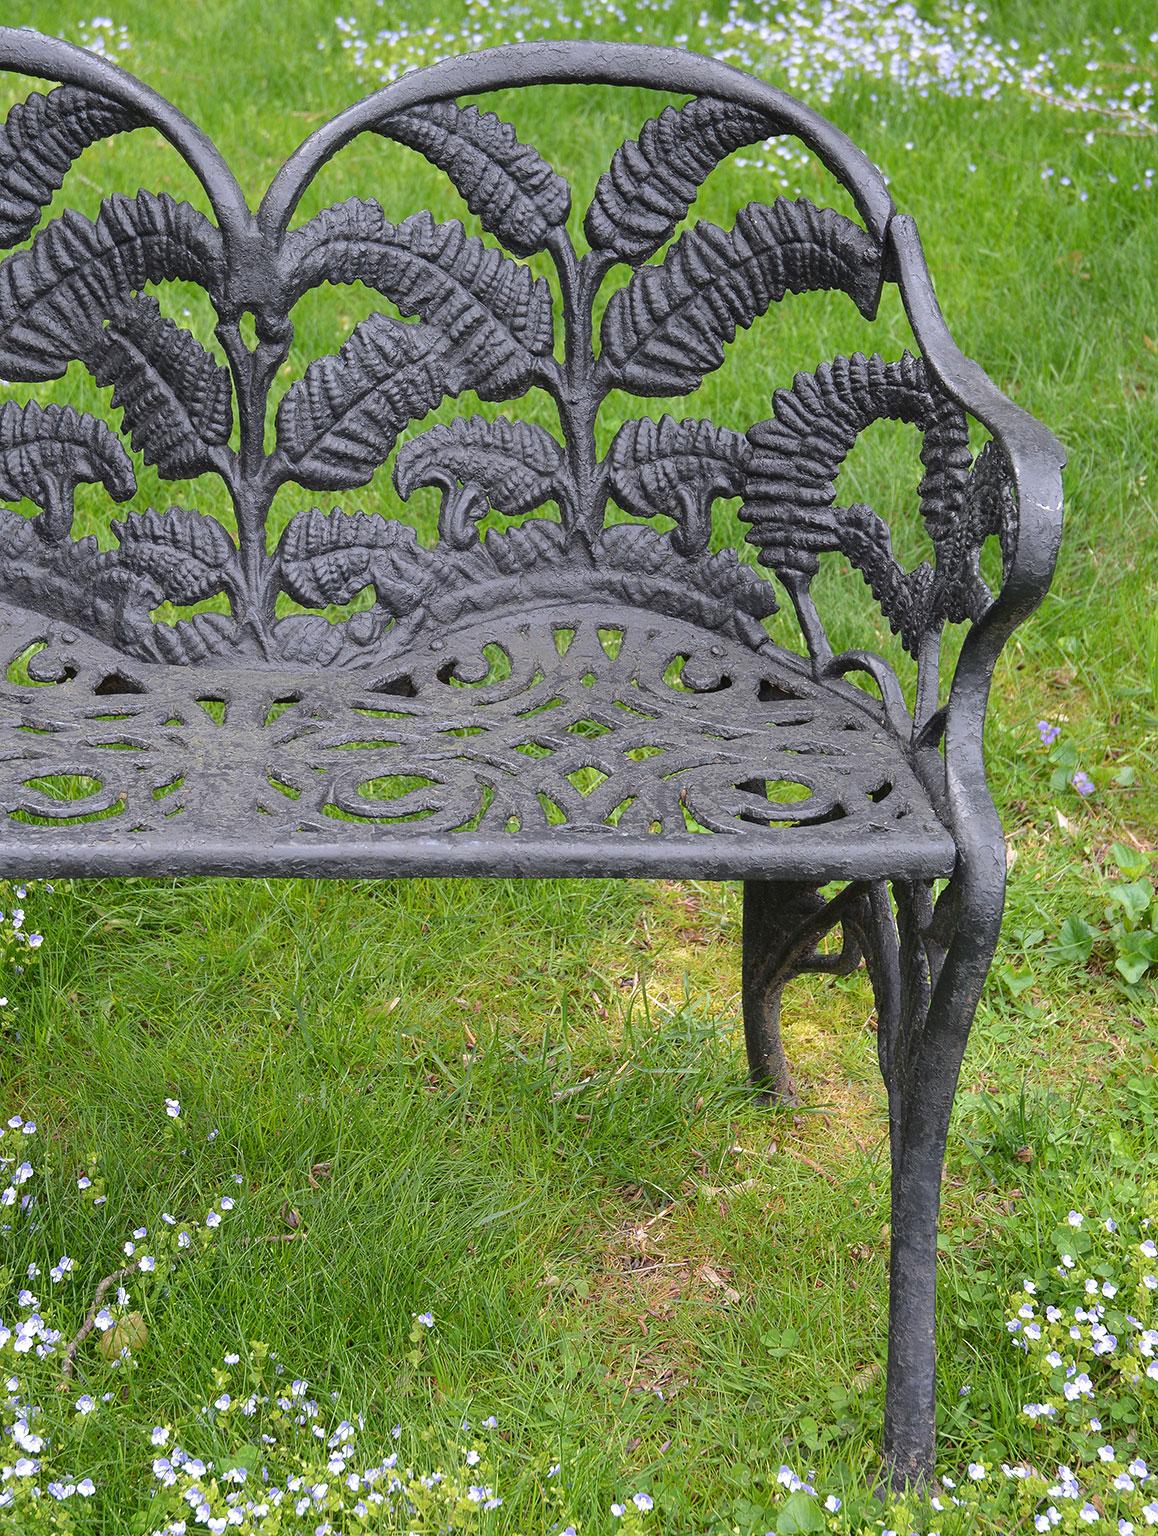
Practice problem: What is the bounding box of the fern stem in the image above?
[215,316,290,633]
[546,232,614,544]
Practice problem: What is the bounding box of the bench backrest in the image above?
[0,33,1028,743]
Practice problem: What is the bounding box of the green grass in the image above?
[0,0,1156,1529]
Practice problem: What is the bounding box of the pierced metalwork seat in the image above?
[0,28,1064,1487]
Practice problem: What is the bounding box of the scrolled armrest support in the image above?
[891,215,1065,849]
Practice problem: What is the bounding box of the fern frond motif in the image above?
[281,202,553,399]
[395,418,563,518]
[585,97,772,264]
[743,352,991,652]
[0,192,224,380]
[275,507,430,614]
[275,313,446,492]
[599,199,882,396]
[0,399,134,540]
[608,417,750,555]
[0,85,141,248]
[379,103,571,257]
[91,294,233,480]
[112,506,238,607]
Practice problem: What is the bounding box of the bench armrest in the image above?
[891,215,1066,849]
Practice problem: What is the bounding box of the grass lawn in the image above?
[0,0,1155,1530]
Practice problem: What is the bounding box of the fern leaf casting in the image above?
[743,351,981,652]
[608,416,750,555]
[0,191,224,381]
[379,103,570,257]
[0,85,141,249]
[599,198,882,397]
[394,417,563,517]
[90,294,234,480]
[0,399,135,539]
[281,201,553,398]
[276,506,430,614]
[111,506,238,607]
[585,97,772,264]
[275,313,446,492]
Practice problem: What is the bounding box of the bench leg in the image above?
[741,880,797,1103]
[742,879,866,1105]
[865,859,1003,1489]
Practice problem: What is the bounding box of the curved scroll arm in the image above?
[890,214,1065,848]
[0,27,253,246]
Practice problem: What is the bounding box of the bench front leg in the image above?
[868,859,1004,1488]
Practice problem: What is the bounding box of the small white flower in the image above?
[632,1492,654,1512]
[825,1495,841,1513]
[75,1395,95,1414]
[1068,1211,1084,1228]
[165,1099,180,1118]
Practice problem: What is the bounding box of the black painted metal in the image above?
[0,29,1065,1486]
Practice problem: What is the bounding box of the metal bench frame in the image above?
[0,28,1065,1486]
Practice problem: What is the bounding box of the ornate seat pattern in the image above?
[0,603,955,877]
[0,31,1066,1486]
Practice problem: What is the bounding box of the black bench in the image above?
[0,28,1064,1486]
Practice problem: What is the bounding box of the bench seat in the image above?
[0,604,954,881]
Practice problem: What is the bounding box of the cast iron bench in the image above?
[0,28,1064,1485]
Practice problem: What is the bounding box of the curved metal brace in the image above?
[260,40,895,241]
[0,26,252,243]
[742,878,870,1102]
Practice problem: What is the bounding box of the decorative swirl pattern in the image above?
[0,606,953,879]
